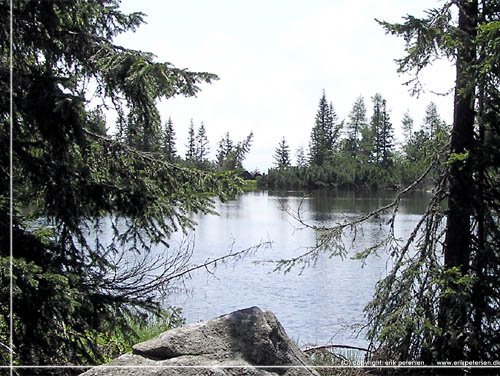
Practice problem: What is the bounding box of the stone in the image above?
[80,307,319,376]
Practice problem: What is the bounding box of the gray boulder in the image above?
[80,306,319,376]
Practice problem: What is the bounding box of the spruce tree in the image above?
[216,132,253,171]
[401,110,427,164]
[216,132,233,170]
[295,146,307,168]
[233,132,254,170]
[195,121,210,166]
[161,117,177,162]
[401,109,414,143]
[422,102,447,141]
[380,101,394,167]
[1,0,241,369]
[273,137,291,169]
[309,90,338,166]
[279,5,500,362]
[346,96,367,157]
[370,0,500,362]
[185,119,196,161]
[359,121,375,164]
[371,93,394,167]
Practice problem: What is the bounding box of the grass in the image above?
[126,307,185,345]
[96,306,185,362]
[241,179,258,191]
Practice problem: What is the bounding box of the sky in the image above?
[115,0,456,172]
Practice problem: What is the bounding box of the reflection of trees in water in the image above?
[281,189,432,223]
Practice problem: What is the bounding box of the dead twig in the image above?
[303,344,371,354]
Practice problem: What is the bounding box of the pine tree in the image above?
[216,132,253,171]
[401,109,414,143]
[295,146,307,168]
[309,90,339,166]
[195,121,210,166]
[1,1,240,368]
[346,96,367,157]
[216,132,233,169]
[161,117,177,162]
[369,0,500,362]
[422,101,447,140]
[185,119,196,161]
[273,137,291,169]
[371,93,394,167]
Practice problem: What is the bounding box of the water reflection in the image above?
[166,189,432,347]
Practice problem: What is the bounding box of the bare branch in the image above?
[303,344,371,353]
[270,144,449,274]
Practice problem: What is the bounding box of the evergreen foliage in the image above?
[216,132,234,170]
[308,91,341,166]
[215,131,254,171]
[304,0,500,364]
[1,0,243,371]
[185,119,196,161]
[195,121,210,168]
[345,95,367,157]
[358,118,375,165]
[295,146,307,168]
[401,109,414,143]
[261,93,434,190]
[423,102,446,140]
[268,1,500,364]
[161,117,177,162]
[371,93,394,167]
[273,137,291,169]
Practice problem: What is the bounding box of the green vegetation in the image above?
[273,137,292,169]
[259,96,447,190]
[82,307,185,363]
[1,0,243,373]
[3,0,500,373]
[241,179,258,192]
[278,0,500,367]
[369,0,500,363]
[162,118,256,176]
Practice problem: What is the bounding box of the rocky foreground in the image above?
[80,306,320,376]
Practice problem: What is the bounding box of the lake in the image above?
[164,189,432,348]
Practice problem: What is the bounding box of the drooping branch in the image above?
[98,237,273,304]
[270,144,449,274]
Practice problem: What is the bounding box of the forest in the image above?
[1,0,500,375]
[261,93,448,190]
[131,90,448,191]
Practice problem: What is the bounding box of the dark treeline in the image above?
[260,91,448,190]
[123,112,256,176]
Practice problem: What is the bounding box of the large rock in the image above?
[80,307,319,376]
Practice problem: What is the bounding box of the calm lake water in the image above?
[164,189,432,348]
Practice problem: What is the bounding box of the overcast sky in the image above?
[115,0,455,172]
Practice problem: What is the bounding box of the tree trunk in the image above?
[437,0,478,361]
